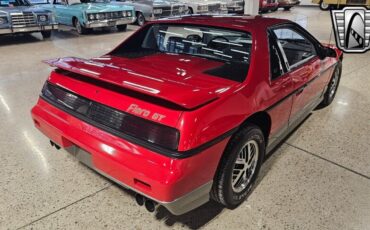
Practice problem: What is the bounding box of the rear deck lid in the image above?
[45,55,241,110]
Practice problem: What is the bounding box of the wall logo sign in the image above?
[331,7,370,53]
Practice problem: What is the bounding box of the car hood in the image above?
[0,6,51,14]
[45,54,241,110]
[69,3,133,13]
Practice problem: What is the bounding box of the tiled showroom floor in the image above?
[0,6,369,230]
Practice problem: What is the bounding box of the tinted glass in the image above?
[273,28,316,67]
[112,23,252,82]
[269,33,285,80]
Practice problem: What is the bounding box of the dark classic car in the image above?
[32,16,342,215]
[0,0,57,38]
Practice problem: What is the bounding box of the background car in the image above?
[39,0,135,34]
[259,0,279,13]
[312,0,370,10]
[153,0,188,18]
[0,0,57,38]
[225,0,244,14]
[278,0,300,10]
[179,0,228,14]
[111,0,152,26]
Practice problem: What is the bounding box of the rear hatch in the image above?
[45,54,241,111]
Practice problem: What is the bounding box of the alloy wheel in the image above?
[329,66,340,99]
[231,140,259,193]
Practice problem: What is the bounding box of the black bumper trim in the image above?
[40,95,237,159]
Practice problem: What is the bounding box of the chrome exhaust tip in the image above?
[50,140,61,150]
[135,194,145,206]
[144,199,157,213]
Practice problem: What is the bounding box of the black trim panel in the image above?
[40,95,237,159]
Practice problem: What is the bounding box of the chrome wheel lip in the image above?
[321,2,329,9]
[231,140,259,193]
[137,14,145,26]
[76,21,82,34]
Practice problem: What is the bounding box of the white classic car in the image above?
[175,0,228,14]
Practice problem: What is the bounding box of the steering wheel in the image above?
[207,36,230,50]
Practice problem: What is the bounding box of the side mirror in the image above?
[319,46,337,59]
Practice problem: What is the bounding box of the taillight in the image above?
[41,82,180,150]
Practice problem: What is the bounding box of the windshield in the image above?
[0,0,31,7]
[112,24,252,82]
[68,0,109,4]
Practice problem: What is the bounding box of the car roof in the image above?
[155,15,291,33]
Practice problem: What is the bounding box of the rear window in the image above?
[111,23,253,82]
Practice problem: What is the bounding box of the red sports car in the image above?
[31,15,342,215]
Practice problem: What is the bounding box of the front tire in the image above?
[211,125,265,208]
[117,24,127,31]
[136,12,145,26]
[320,61,342,107]
[319,1,331,10]
[74,18,89,35]
[284,6,292,11]
[41,30,51,39]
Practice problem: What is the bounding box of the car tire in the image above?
[320,61,342,107]
[136,12,145,26]
[271,7,278,12]
[284,6,292,11]
[319,1,331,10]
[211,125,265,209]
[117,24,128,31]
[74,18,89,35]
[41,30,51,39]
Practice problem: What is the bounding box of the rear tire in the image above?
[320,61,342,107]
[117,24,127,31]
[41,30,51,39]
[211,125,265,208]
[284,6,292,11]
[271,7,278,12]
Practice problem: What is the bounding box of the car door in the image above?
[265,31,294,146]
[271,25,321,126]
[53,0,69,25]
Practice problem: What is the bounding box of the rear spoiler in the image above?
[44,57,219,110]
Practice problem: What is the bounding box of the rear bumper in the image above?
[278,1,300,7]
[31,98,229,215]
[0,24,58,35]
[260,3,279,10]
[227,7,244,13]
[85,17,135,28]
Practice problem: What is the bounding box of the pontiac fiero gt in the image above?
[31,15,342,215]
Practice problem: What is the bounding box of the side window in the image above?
[272,27,316,68]
[269,33,285,80]
[54,0,67,4]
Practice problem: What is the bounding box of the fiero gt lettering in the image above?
[127,104,166,121]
